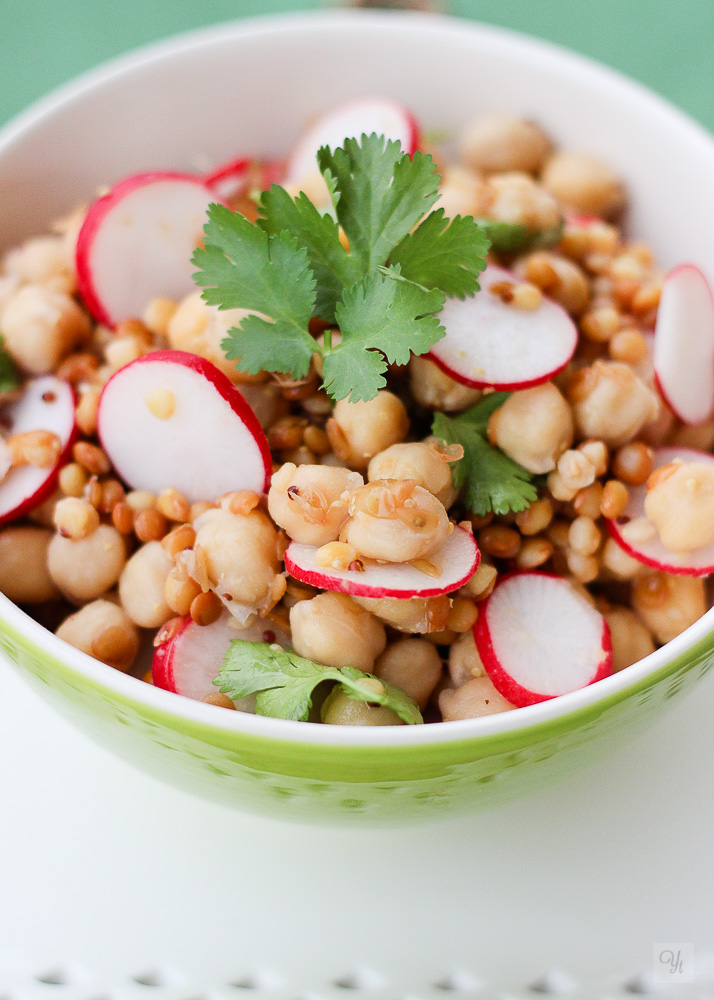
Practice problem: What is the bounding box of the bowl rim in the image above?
[2,8,714,749]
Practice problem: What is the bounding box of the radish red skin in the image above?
[97,349,273,495]
[284,526,480,599]
[0,378,77,527]
[474,571,613,708]
[152,617,187,693]
[76,171,224,327]
[426,348,573,392]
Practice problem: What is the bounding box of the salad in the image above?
[1,97,713,727]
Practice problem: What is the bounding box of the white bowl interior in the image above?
[2,10,714,746]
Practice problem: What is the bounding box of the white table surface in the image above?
[1,650,713,998]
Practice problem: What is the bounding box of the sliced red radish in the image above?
[605,446,714,576]
[286,97,420,183]
[474,572,612,707]
[76,171,221,327]
[97,350,271,502]
[427,264,578,390]
[203,158,284,203]
[0,376,75,526]
[284,526,479,599]
[653,264,714,425]
[152,611,290,706]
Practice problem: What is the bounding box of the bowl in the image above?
[2,10,714,824]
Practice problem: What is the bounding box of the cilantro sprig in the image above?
[432,395,538,517]
[192,134,489,402]
[0,333,20,393]
[215,640,422,725]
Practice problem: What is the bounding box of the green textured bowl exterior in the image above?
[2,610,712,823]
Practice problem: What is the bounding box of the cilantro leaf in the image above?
[0,334,20,393]
[322,268,444,402]
[317,134,440,274]
[257,185,359,322]
[215,640,422,724]
[432,396,538,516]
[473,218,564,255]
[192,203,317,379]
[389,209,490,298]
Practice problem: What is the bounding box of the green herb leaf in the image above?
[0,334,20,393]
[192,203,317,379]
[215,640,423,724]
[389,209,490,298]
[317,134,440,274]
[257,185,359,322]
[322,267,445,402]
[432,396,538,516]
[473,218,564,255]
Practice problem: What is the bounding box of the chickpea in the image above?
[342,480,450,562]
[459,114,551,174]
[56,599,140,672]
[328,391,408,471]
[460,561,498,600]
[48,524,126,604]
[567,361,659,447]
[0,526,60,603]
[3,236,75,293]
[448,629,485,687]
[167,291,267,384]
[603,606,655,672]
[483,172,562,232]
[268,462,363,546]
[118,540,173,628]
[0,284,90,374]
[351,594,450,634]
[289,592,386,671]
[439,676,514,721]
[374,638,443,710]
[541,150,626,219]
[0,274,20,315]
[408,355,482,412]
[368,441,457,508]
[632,572,706,645]
[487,383,573,474]
[191,507,281,607]
[321,689,404,727]
[433,165,489,219]
[516,251,590,316]
[644,461,714,552]
[601,537,644,581]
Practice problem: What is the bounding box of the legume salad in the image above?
[1,101,713,727]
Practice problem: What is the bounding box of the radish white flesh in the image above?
[76,171,218,327]
[284,526,479,599]
[474,572,612,708]
[653,264,714,425]
[203,156,251,201]
[605,446,714,576]
[97,350,271,502]
[286,97,420,183]
[427,265,578,390]
[152,611,290,705]
[0,376,75,526]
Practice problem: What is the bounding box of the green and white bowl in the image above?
[2,11,713,823]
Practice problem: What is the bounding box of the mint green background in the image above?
[1,0,713,133]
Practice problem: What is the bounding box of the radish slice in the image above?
[653,264,714,425]
[152,611,290,705]
[97,350,271,502]
[474,572,612,707]
[284,526,479,599]
[286,97,420,182]
[427,265,577,390]
[203,158,283,202]
[605,446,714,576]
[0,376,76,526]
[76,171,219,327]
